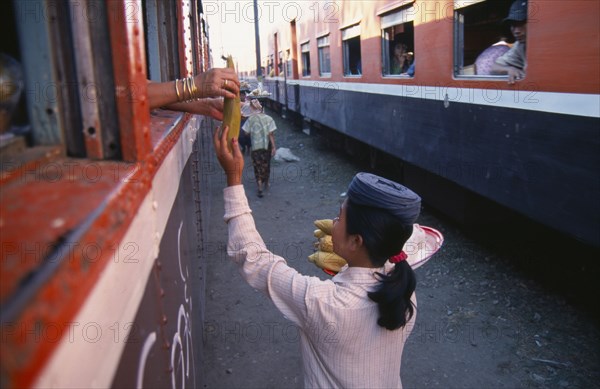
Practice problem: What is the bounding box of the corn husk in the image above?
[314,219,333,235]
[222,55,240,149]
[318,235,334,252]
[308,251,347,273]
[313,229,326,239]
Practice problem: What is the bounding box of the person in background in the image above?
[391,42,410,75]
[238,89,252,155]
[491,0,528,84]
[213,125,421,387]
[241,99,276,198]
[147,67,239,120]
[475,37,511,75]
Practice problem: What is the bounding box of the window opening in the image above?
[278,51,283,75]
[301,42,311,76]
[381,7,415,77]
[342,24,361,76]
[454,0,516,77]
[317,35,331,76]
[286,49,292,77]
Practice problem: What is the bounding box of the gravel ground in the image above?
[201,108,600,389]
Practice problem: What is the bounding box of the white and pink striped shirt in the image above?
[223,185,416,388]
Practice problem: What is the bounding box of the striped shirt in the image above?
[241,113,276,151]
[223,185,416,388]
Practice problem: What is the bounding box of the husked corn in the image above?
[308,251,347,273]
[318,235,334,252]
[314,219,334,235]
[222,55,240,149]
[313,229,326,239]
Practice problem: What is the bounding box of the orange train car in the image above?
[260,0,599,246]
[1,0,215,387]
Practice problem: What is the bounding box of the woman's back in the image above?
[243,113,276,151]
[298,266,415,388]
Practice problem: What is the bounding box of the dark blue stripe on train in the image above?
[264,79,600,246]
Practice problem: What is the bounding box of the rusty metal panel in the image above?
[13,0,63,147]
[107,0,151,162]
[71,0,122,160]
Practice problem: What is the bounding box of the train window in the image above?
[380,6,415,77]
[265,55,273,76]
[317,35,331,76]
[301,42,311,77]
[285,49,293,77]
[278,50,283,75]
[454,0,517,77]
[341,24,362,76]
[143,0,181,82]
[1,0,122,160]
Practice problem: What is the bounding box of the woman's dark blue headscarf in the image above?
[347,173,421,225]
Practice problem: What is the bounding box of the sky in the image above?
[205,0,265,74]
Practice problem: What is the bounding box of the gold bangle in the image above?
[186,77,192,101]
[174,79,182,102]
[183,78,192,101]
[190,76,199,100]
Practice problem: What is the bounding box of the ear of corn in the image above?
[318,235,334,252]
[313,229,326,239]
[314,219,333,235]
[308,251,347,273]
[222,55,240,150]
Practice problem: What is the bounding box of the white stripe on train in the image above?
[281,79,600,118]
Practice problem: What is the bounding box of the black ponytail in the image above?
[345,199,417,330]
[368,261,416,330]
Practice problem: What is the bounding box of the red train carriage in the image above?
[260,0,600,246]
[1,0,215,387]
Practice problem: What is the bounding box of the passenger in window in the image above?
[491,0,528,84]
[0,53,25,141]
[391,43,411,75]
[474,37,511,75]
[147,67,240,120]
[403,59,415,77]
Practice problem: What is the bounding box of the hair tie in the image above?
[389,251,407,264]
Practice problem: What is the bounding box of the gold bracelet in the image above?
[189,76,199,100]
[174,79,182,102]
[185,77,193,101]
[183,78,192,102]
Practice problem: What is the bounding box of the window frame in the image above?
[453,0,517,79]
[301,41,311,77]
[317,35,331,77]
[341,24,362,77]
[380,6,415,78]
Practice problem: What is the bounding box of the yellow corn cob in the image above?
[308,251,347,273]
[222,55,240,149]
[318,235,334,252]
[314,219,334,235]
[313,229,326,239]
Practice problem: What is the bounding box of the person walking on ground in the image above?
[241,99,276,197]
[213,125,422,388]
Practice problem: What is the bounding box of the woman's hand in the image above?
[194,68,240,99]
[185,98,224,120]
[213,125,244,186]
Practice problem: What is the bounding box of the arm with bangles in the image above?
[147,67,240,120]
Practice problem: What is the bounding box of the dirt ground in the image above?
[200,109,600,388]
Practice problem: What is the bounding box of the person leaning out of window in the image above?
[147,67,240,120]
[491,0,528,84]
